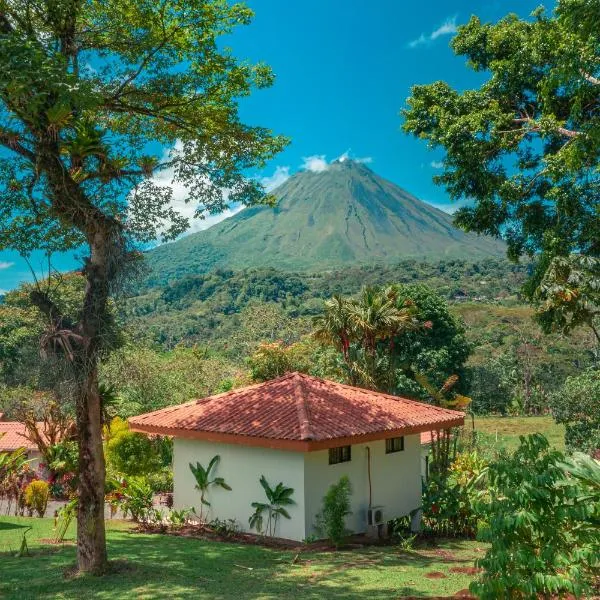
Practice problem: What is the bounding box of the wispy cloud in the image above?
[0,261,14,270]
[260,165,291,191]
[430,161,444,169]
[301,154,329,173]
[409,17,457,48]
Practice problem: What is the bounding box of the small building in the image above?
[0,421,43,470]
[130,372,464,541]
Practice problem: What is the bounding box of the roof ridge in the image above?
[294,376,313,441]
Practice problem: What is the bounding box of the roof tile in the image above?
[129,372,464,448]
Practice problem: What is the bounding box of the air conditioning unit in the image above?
[367,506,384,526]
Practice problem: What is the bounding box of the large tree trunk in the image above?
[75,366,107,574]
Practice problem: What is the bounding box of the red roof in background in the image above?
[129,372,464,451]
[0,422,40,452]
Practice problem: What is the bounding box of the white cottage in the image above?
[129,372,464,541]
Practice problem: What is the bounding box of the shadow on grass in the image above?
[0,529,477,600]
[0,521,29,532]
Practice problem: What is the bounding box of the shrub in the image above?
[471,434,599,599]
[147,469,173,494]
[119,476,154,523]
[24,480,49,517]
[315,475,352,548]
[422,450,487,537]
[106,430,162,476]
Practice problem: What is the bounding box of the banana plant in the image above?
[189,455,231,521]
[249,475,295,537]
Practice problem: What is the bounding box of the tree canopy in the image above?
[403,1,599,284]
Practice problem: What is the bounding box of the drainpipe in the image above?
[366,446,372,509]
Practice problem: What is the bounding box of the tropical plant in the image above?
[249,475,295,537]
[471,434,599,599]
[167,508,193,528]
[422,451,487,537]
[24,480,50,518]
[189,456,232,521]
[315,475,353,548]
[313,284,471,397]
[119,477,155,524]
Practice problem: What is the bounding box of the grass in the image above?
[474,415,565,452]
[0,517,486,599]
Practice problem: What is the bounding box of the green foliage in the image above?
[534,255,600,343]
[24,481,49,518]
[189,456,232,521]
[313,283,471,399]
[403,3,600,289]
[551,369,600,455]
[119,477,155,524]
[146,469,174,494]
[46,441,78,475]
[54,498,78,543]
[106,431,162,477]
[422,451,487,537]
[249,476,295,537]
[315,476,353,548]
[101,345,241,416]
[167,508,193,528]
[471,434,599,599]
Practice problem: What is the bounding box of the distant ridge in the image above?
[146,159,505,285]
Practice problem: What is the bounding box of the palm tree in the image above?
[189,455,232,521]
[249,476,295,537]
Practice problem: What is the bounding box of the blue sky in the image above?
[0,0,548,292]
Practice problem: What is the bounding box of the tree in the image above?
[0,1,286,572]
[403,1,600,320]
[313,284,471,399]
[550,369,600,456]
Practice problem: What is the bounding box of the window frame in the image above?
[328,445,352,465]
[385,436,405,454]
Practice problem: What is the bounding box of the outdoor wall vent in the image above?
[367,506,384,526]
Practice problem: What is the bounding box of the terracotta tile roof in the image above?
[0,422,40,452]
[129,372,464,451]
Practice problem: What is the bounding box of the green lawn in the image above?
[474,415,565,452]
[0,517,485,599]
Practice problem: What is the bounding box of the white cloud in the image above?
[336,150,373,164]
[301,154,329,173]
[430,161,444,169]
[260,165,291,191]
[409,17,457,48]
[0,261,14,270]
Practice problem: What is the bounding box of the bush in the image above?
[24,480,49,518]
[421,450,486,537]
[315,475,352,548]
[118,476,154,523]
[146,469,173,493]
[106,430,162,476]
[471,434,599,599]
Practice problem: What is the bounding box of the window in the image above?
[385,436,405,454]
[329,445,351,464]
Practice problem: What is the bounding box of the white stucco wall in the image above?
[172,434,422,541]
[173,438,306,540]
[303,434,422,537]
